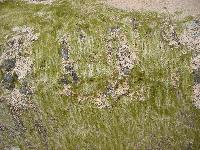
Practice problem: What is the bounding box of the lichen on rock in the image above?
[180,20,200,54]
[22,0,55,5]
[180,19,200,109]
[160,17,180,47]
[95,27,138,108]
[106,27,136,77]
[0,26,46,147]
[58,34,79,96]
[13,56,33,80]
[193,83,200,109]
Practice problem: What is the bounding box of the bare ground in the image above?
[105,0,200,16]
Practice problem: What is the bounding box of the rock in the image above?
[131,18,138,30]
[61,47,69,61]
[193,83,200,109]
[13,56,33,80]
[4,146,20,150]
[180,19,200,54]
[22,0,55,4]
[60,35,79,83]
[8,89,35,115]
[58,76,69,85]
[1,72,17,90]
[193,69,200,84]
[106,27,136,77]
[192,54,200,70]
[60,36,70,61]
[94,94,111,109]
[19,82,33,95]
[70,69,79,82]
[1,58,16,72]
[187,20,200,31]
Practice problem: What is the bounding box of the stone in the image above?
[58,75,69,85]
[4,146,20,150]
[19,82,33,95]
[180,19,200,54]
[193,69,200,84]
[193,83,200,109]
[13,56,33,80]
[1,58,16,72]
[2,72,17,90]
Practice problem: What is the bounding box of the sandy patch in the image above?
[105,0,200,16]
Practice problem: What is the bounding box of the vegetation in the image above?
[0,0,200,149]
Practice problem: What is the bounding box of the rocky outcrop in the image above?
[94,27,137,108]
[106,27,137,77]
[59,35,79,96]
[180,19,200,109]
[0,26,48,149]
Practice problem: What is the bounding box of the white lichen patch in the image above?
[128,86,146,102]
[0,26,38,135]
[58,34,79,96]
[34,11,52,20]
[100,27,139,108]
[180,20,200,54]
[60,85,72,96]
[7,89,35,115]
[192,54,200,70]
[0,26,39,64]
[180,20,200,109]
[114,81,129,97]
[106,27,137,77]
[94,94,111,109]
[0,26,38,81]
[22,0,55,5]
[170,71,180,88]
[12,26,39,41]
[13,56,33,80]
[117,32,137,76]
[193,83,200,109]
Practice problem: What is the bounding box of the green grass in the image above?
[0,0,200,149]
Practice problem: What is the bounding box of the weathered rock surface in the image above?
[180,19,200,109]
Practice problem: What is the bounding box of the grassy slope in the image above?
[0,0,200,149]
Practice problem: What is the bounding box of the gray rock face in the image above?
[0,26,45,149]
[193,69,200,84]
[182,19,200,109]
[1,58,16,72]
[2,72,17,90]
[61,37,70,61]
[19,82,33,95]
[180,19,200,55]
[106,27,136,77]
[64,65,79,82]
[60,35,79,83]
[59,76,69,85]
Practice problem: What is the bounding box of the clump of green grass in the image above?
[0,0,200,149]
